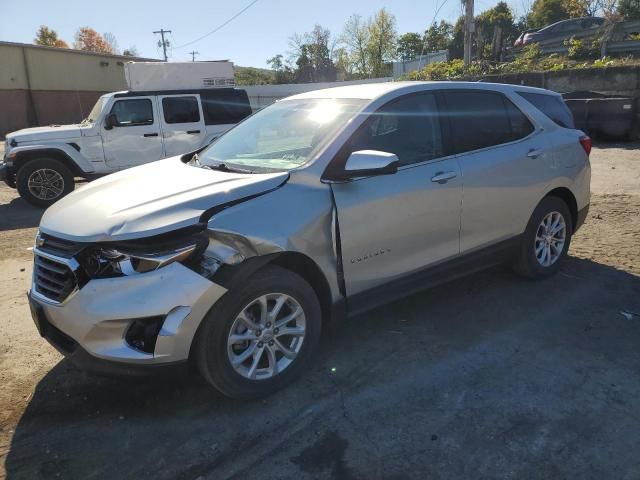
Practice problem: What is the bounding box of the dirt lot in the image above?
[1,144,639,479]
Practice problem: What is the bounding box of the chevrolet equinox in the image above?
[28,82,591,399]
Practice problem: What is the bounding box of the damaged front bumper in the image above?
[28,261,227,370]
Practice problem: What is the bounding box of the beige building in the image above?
[0,41,159,137]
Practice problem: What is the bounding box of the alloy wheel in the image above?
[27,169,65,201]
[227,293,306,380]
[534,211,566,267]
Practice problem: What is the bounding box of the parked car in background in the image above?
[514,17,605,47]
[0,87,252,207]
[28,81,591,399]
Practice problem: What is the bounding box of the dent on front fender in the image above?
[201,180,342,303]
[204,229,284,265]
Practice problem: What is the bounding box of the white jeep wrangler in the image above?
[1,88,252,207]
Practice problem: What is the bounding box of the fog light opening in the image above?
[125,317,165,354]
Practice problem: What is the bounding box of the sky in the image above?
[0,0,522,67]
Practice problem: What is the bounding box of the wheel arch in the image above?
[13,148,88,177]
[211,251,334,327]
[543,187,578,231]
[266,251,333,326]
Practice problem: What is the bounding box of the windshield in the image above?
[85,96,106,124]
[198,98,367,172]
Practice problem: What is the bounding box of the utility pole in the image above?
[189,50,199,62]
[463,0,475,67]
[153,28,172,62]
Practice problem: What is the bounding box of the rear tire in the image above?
[195,265,321,400]
[514,196,573,279]
[16,158,74,208]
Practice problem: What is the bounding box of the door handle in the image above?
[527,148,543,159]
[431,171,457,184]
[143,133,159,137]
[187,130,201,134]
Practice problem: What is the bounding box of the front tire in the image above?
[195,265,322,400]
[16,158,74,208]
[514,196,573,279]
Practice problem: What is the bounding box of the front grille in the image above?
[39,233,85,258]
[33,252,78,303]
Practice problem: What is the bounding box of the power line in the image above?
[172,0,260,49]
[153,28,172,61]
[189,50,199,62]
[417,0,451,69]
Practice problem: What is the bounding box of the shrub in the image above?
[565,38,586,59]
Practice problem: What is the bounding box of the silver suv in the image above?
[28,82,591,399]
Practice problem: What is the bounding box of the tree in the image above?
[527,0,572,28]
[103,32,120,55]
[423,20,454,53]
[122,46,139,57]
[619,0,640,17]
[332,46,352,79]
[476,2,517,58]
[234,67,274,85]
[396,32,423,61]
[448,17,466,59]
[340,14,371,77]
[74,27,113,53]
[267,54,295,83]
[367,8,397,78]
[34,25,69,48]
[287,25,337,82]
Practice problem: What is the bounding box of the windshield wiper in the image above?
[207,162,255,174]
[189,154,254,174]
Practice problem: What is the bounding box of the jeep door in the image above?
[329,92,462,297]
[159,94,206,156]
[102,96,164,168]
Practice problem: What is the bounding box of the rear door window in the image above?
[162,96,200,124]
[441,91,533,155]
[517,92,575,128]
[201,90,252,125]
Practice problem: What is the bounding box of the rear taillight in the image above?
[579,136,592,156]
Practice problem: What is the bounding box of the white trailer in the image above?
[124,61,236,91]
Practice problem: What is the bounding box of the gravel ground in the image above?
[0,144,639,479]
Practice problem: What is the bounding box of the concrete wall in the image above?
[0,41,158,137]
[469,66,640,138]
[243,77,393,110]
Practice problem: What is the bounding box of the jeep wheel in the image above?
[195,265,321,400]
[16,158,75,208]
[514,196,573,279]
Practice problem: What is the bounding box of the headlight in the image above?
[99,244,199,276]
[77,229,209,279]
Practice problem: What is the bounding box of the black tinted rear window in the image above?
[162,96,200,124]
[201,90,252,125]
[517,92,575,129]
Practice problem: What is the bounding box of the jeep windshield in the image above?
[82,96,107,125]
[198,98,367,172]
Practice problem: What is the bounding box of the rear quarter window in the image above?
[201,90,252,125]
[517,92,575,129]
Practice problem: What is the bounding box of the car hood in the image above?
[9,124,83,143]
[40,157,289,243]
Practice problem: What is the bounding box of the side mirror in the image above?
[339,150,399,180]
[104,113,117,130]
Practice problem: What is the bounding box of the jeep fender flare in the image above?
[11,143,95,176]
